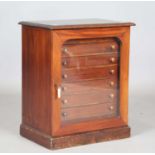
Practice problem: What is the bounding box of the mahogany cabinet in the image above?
[19,19,135,149]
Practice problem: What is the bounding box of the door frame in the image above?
[51,27,130,137]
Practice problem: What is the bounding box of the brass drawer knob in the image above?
[111,45,115,50]
[63,48,68,52]
[110,57,115,63]
[109,105,114,110]
[62,99,68,104]
[62,74,68,79]
[109,93,114,98]
[62,112,67,117]
[61,86,67,91]
[110,69,115,74]
[62,60,67,66]
[110,81,114,86]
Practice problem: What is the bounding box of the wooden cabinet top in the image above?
[19,18,135,30]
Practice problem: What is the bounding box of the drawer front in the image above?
[62,65,118,82]
[60,38,120,125]
[62,38,119,57]
[61,78,118,95]
[61,103,118,123]
[61,89,118,108]
[62,53,119,68]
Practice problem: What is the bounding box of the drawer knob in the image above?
[109,93,114,98]
[111,45,115,50]
[110,69,115,74]
[62,74,68,79]
[62,112,67,117]
[110,81,114,86]
[62,99,68,104]
[62,60,67,66]
[110,57,115,63]
[63,48,68,52]
[109,105,114,110]
[61,86,67,91]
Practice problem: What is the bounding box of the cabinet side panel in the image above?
[22,26,52,135]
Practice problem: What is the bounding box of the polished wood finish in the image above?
[61,78,118,95]
[62,53,119,68]
[52,27,129,136]
[21,26,52,135]
[62,38,119,57]
[20,19,135,149]
[61,102,118,123]
[61,89,118,107]
[20,124,130,149]
[62,65,118,82]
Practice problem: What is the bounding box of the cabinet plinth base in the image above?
[20,124,130,150]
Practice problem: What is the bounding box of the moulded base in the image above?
[20,124,130,150]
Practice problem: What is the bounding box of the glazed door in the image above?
[52,28,129,137]
[61,38,120,125]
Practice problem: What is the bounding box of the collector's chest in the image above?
[19,19,135,149]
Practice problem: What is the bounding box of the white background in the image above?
[0,1,155,152]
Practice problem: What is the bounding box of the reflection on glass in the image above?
[61,38,120,124]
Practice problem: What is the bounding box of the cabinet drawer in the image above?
[62,53,119,68]
[61,89,118,108]
[62,78,118,95]
[62,65,118,82]
[62,38,119,57]
[61,102,118,123]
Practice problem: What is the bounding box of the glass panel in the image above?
[61,38,120,125]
